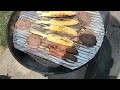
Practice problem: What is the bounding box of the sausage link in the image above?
[49,47,77,62]
[51,43,78,55]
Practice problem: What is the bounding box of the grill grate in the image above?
[12,11,105,70]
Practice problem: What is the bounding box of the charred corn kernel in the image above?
[47,34,74,46]
[47,25,78,36]
[40,11,76,17]
[36,18,79,26]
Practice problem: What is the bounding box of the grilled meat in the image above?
[78,32,97,47]
[15,19,31,30]
[51,43,78,55]
[27,34,42,49]
[49,47,77,62]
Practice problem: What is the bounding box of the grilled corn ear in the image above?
[44,25,78,36]
[36,18,79,26]
[30,29,47,38]
[47,34,74,46]
[38,11,76,17]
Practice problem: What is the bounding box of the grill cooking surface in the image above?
[12,11,105,70]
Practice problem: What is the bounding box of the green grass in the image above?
[0,11,12,48]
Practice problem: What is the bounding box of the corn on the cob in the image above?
[36,18,79,26]
[30,29,47,37]
[44,25,78,36]
[37,11,76,17]
[48,34,74,46]
[30,29,74,46]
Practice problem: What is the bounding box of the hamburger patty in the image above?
[77,11,91,27]
[72,12,91,29]
[27,34,42,49]
[15,19,31,30]
[79,33,97,47]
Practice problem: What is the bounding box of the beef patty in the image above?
[79,33,97,47]
[15,19,31,30]
[78,11,91,27]
[72,11,91,29]
[27,34,42,49]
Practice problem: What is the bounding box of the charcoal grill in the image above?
[7,11,110,78]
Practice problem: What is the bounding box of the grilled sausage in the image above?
[63,53,77,62]
[49,47,65,57]
[51,43,78,55]
[49,47,77,62]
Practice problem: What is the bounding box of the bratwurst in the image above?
[49,47,77,62]
[51,43,78,55]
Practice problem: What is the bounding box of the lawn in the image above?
[0,11,12,48]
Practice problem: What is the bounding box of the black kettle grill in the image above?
[7,11,112,79]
